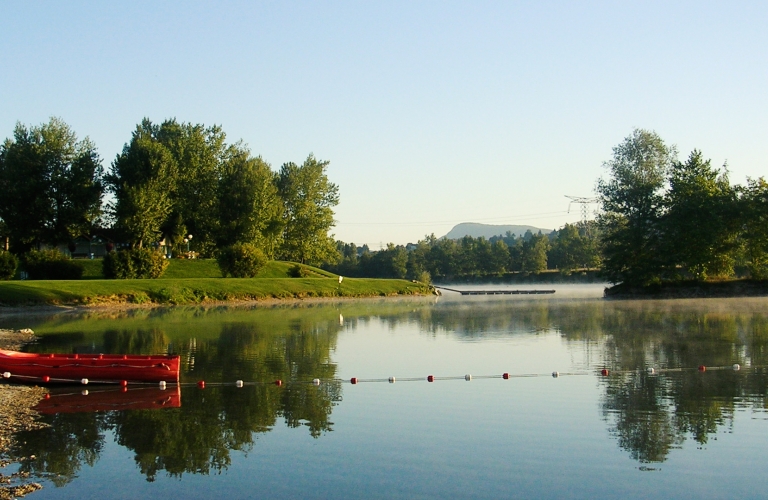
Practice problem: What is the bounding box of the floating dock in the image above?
[434,286,555,296]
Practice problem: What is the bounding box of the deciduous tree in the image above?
[107,121,176,248]
[218,146,283,256]
[0,117,104,252]
[597,129,676,285]
[277,155,339,264]
[661,150,738,279]
[740,178,768,278]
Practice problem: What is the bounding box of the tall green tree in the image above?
[661,150,738,280]
[277,154,339,264]
[597,129,676,285]
[549,223,600,272]
[107,121,176,248]
[740,178,768,278]
[156,120,226,256]
[218,146,283,256]
[520,232,549,273]
[370,243,408,279]
[0,117,104,252]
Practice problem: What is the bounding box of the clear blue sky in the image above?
[2,1,766,247]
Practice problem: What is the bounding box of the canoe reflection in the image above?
[34,386,181,414]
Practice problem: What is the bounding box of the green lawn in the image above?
[79,258,335,279]
[0,276,433,306]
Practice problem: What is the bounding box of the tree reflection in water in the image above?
[409,298,768,463]
[9,298,768,483]
[12,309,342,482]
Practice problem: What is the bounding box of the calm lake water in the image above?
[2,285,768,499]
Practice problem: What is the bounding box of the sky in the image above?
[2,1,767,247]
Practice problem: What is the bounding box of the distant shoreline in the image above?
[604,279,768,299]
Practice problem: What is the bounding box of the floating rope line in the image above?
[2,364,756,389]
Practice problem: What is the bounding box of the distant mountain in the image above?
[442,222,552,240]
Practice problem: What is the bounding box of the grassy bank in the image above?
[0,259,434,306]
[78,259,335,279]
[0,277,434,306]
[604,279,768,299]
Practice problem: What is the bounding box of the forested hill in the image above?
[443,223,552,240]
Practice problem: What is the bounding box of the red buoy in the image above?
[503,373,510,380]
[197,380,206,388]
[274,379,282,386]
[427,375,434,382]
[698,365,706,372]
[601,369,609,376]
[42,376,50,383]
[350,377,358,384]
[120,380,128,387]
[44,393,50,399]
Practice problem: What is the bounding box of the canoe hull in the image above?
[0,349,180,384]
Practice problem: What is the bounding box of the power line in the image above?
[337,210,572,227]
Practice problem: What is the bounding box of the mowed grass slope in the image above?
[0,260,432,305]
[79,259,336,279]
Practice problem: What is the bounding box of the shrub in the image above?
[288,264,311,278]
[0,252,18,280]
[217,243,268,278]
[103,248,169,279]
[416,270,431,285]
[23,249,84,280]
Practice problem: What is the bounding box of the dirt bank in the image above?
[0,329,47,500]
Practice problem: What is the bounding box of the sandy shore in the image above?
[0,329,47,500]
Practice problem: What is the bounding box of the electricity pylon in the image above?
[565,196,599,234]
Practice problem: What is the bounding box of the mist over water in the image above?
[436,282,607,300]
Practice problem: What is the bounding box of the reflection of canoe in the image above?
[0,349,180,384]
[34,386,181,414]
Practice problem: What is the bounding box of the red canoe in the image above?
[0,349,180,384]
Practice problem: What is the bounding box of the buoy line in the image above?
[1,364,753,389]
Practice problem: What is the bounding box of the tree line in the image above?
[3,120,766,286]
[0,117,339,264]
[323,224,601,282]
[324,128,768,286]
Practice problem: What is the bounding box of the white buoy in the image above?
[81,378,89,385]
[388,376,396,383]
[647,367,655,375]
[235,380,244,388]
[552,371,559,378]
[312,378,321,386]
[733,364,741,371]
[81,390,89,396]
[159,381,167,389]
[2,372,10,379]
[465,374,472,381]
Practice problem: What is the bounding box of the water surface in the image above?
[2,290,768,499]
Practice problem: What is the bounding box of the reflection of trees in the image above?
[16,299,768,473]
[12,412,108,486]
[387,299,768,464]
[103,328,170,354]
[12,314,342,483]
